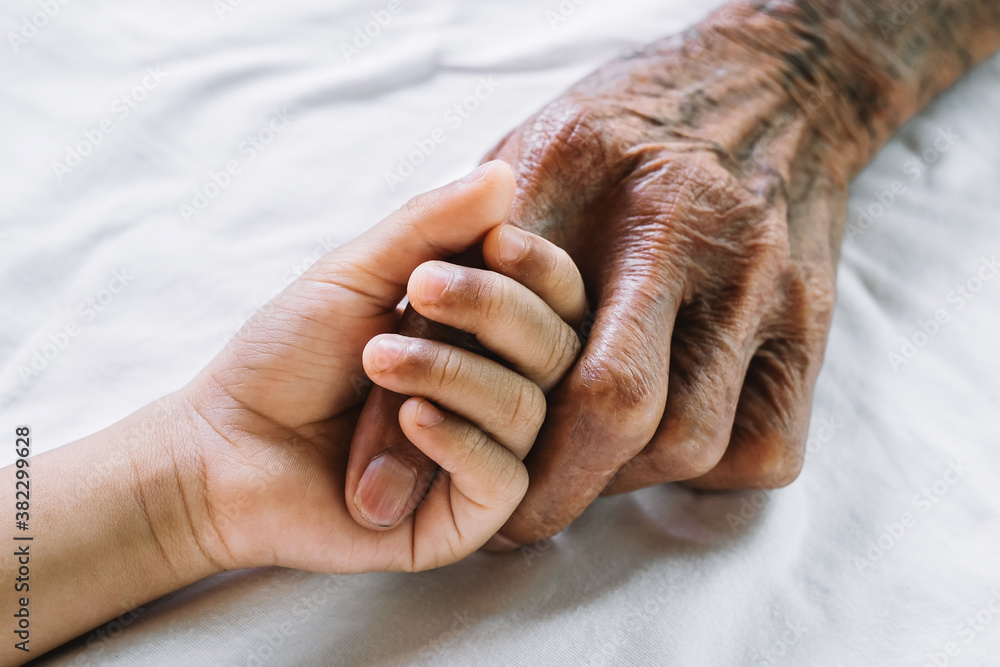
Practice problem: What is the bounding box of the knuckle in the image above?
[769,265,838,349]
[461,432,524,504]
[741,431,806,489]
[476,272,510,323]
[548,247,586,312]
[532,236,568,280]
[433,346,466,388]
[402,191,434,225]
[459,426,494,472]
[672,454,720,481]
[499,464,530,507]
[662,437,727,480]
[572,355,661,444]
[759,447,805,488]
[530,99,609,167]
[631,410,731,482]
[800,265,837,321]
[540,321,582,384]
[489,459,530,508]
[768,459,804,488]
[509,381,546,437]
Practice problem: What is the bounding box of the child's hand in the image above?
[347,219,588,545]
[346,226,588,537]
[171,160,585,573]
[7,161,593,657]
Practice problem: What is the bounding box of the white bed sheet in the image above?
[2,0,999,665]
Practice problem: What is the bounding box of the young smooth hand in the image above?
[177,159,586,574]
[6,161,593,661]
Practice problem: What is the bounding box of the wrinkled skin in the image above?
[482,31,845,544]
[353,0,1000,546]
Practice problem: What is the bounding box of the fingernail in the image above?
[355,453,418,528]
[498,227,527,265]
[371,337,406,372]
[415,400,444,427]
[460,161,493,184]
[417,263,452,304]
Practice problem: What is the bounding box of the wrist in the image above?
[729,0,1000,175]
[6,392,225,658]
[677,1,870,182]
[563,3,857,184]
[118,391,229,583]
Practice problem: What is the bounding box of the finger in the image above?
[488,155,703,547]
[345,307,469,532]
[306,160,516,313]
[481,225,589,327]
[496,266,681,546]
[685,331,827,490]
[398,398,529,566]
[600,298,761,495]
[407,261,582,391]
[686,267,835,489]
[348,385,434,531]
[362,334,546,457]
[347,324,546,531]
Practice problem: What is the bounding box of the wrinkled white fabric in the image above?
[2,0,999,665]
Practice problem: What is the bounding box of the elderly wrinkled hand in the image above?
[350,0,1000,548]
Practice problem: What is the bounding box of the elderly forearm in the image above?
[668,0,1000,182]
[534,0,1000,245]
[749,0,1000,175]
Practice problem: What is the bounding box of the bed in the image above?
[3,0,1000,664]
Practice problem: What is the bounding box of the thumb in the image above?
[314,160,516,313]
